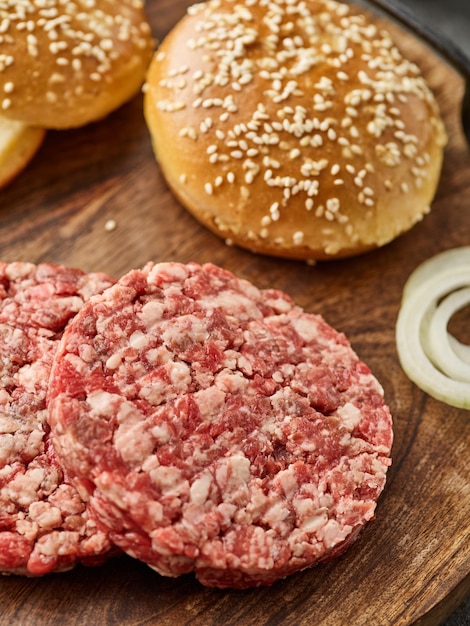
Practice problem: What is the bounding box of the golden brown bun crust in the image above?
[144,0,447,261]
[0,116,45,189]
[0,0,154,129]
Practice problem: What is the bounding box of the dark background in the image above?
[356,0,470,55]
[405,0,469,55]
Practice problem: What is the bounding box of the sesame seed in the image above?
[259,228,269,239]
[326,198,340,212]
[350,126,359,138]
[104,219,117,232]
[293,231,304,245]
[269,201,280,220]
[261,215,271,227]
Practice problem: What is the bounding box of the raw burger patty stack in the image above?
[47,261,393,588]
[0,262,116,575]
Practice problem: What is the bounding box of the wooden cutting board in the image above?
[0,1,468,624]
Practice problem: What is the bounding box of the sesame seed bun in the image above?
[144,0,447,261]
[0,115,45,189]
[0,0,154,130]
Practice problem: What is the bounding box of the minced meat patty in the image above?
[0,262,116,575]
[48,261,393,588]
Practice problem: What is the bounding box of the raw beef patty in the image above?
[0,262,115,575]
[48,262,393,588]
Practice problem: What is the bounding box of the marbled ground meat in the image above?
[48,262,393,588]
[0,262,116,575]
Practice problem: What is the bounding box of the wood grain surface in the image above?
[0,1,469,624]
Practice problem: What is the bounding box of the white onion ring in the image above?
[402,247,470,301]
[396,249,470,409]
[447,333,470,365]
[427,287,470,382]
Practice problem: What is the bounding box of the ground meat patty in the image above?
[0,262,116,576]
[48,262,393,588]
